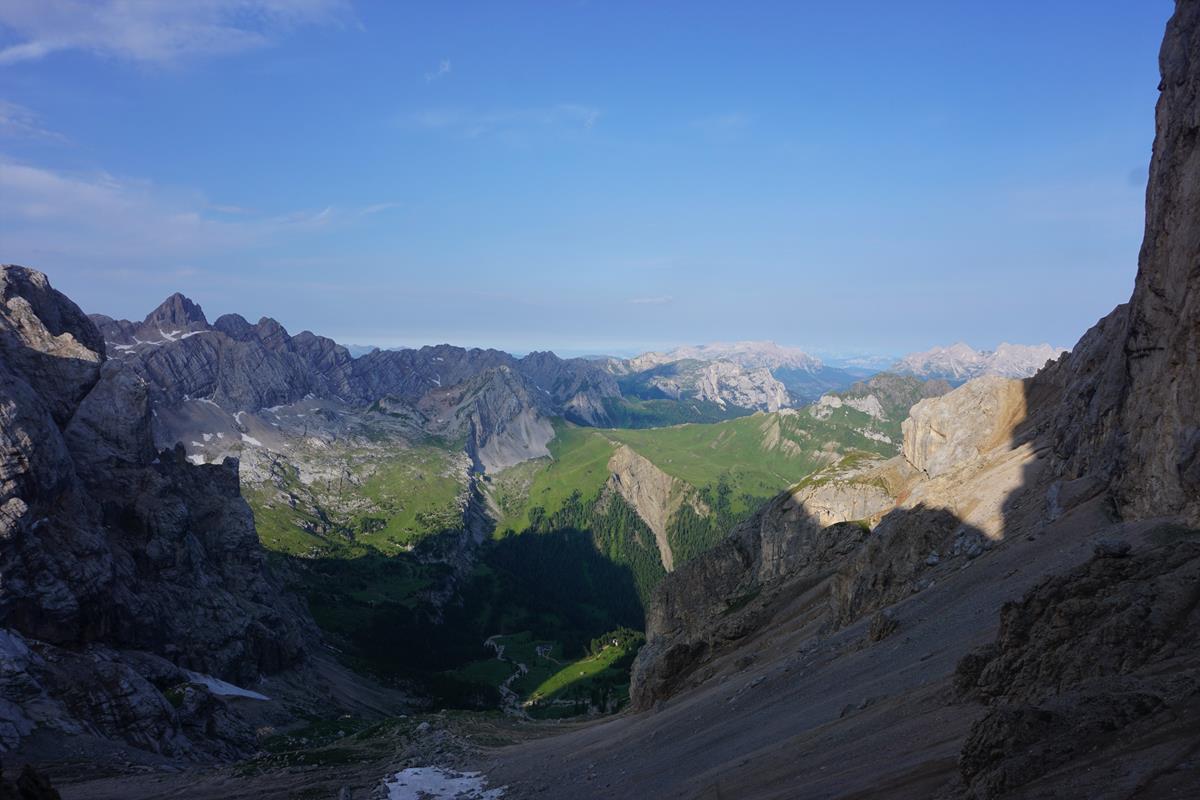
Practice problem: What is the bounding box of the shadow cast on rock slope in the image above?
[480,3,1200,798]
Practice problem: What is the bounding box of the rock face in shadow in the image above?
[955,536,1200,799]
[1046,0,1200,525]
[0,266,309,757]
[629,487,874,709]
[0,760,60,800]
[829,505,978,627]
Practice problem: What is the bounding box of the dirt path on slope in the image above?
[484,635,530,717]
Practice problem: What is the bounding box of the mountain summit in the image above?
[143,291,209,331]
[891,341,1068,383]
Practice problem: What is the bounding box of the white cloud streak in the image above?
[0,156,385,262]
[0,0,351,65]
[0,99,66,141]
[402,104,601,139]
[424,58,451,82]
[629,295,673,306]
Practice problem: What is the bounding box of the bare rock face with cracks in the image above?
[0,266,310,759]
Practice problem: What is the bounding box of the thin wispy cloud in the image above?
[0,0,352,66]
[629,295,673,306]
[0,156,380,262]
[424,59,451,82]
[402,104,601,139]
[359,202,401,216]
[0,99,67,141]
[691,112,753,140]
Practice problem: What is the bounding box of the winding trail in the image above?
[483,635,529,717]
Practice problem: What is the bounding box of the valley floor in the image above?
[47,712,566,800]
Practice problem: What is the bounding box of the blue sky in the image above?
[0,1,1173,357]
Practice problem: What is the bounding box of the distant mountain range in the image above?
[606,338,1066,408]
[608,340,868,406]
[630,340,823,371]
[890,342,1069,383]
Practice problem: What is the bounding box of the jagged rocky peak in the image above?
[212,311,254,338]
[89,291,211,350]
[143,291,209,332]
[85,291,624,472]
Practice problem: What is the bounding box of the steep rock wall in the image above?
[0,266,310,757]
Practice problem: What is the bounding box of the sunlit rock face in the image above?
[902,376,1027,479]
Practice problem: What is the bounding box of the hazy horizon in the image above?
[84,284,1070,361]
[0,1,1172,354]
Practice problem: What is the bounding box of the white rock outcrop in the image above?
[901,376,1027,479]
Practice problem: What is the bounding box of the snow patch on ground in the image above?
[385,768,504,799]
[187,454,206,465]
[184,671,269,701]
[202,433,213,442]
[241,434,263,447]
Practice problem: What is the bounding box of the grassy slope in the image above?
[601,395,750,428]
[448,629,643,718]
[492,408,897,526]
[246,444,466,558]
[529,633,641,706]
[610,411,890,496]
[491,420,617,534]
[357,448,464,547]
